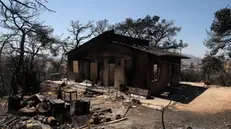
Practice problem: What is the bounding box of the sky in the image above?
[39,0,231,58]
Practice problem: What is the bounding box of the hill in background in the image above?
[182,54,202,65]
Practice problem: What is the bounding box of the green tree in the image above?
[204,8,231,56]
[180,62,202,82]
[203,7,231,86]
[201,55,223,77]
[200,55,230,85]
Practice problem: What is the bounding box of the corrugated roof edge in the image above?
[111,41,190,59]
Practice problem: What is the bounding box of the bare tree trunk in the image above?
[19,32,26,99]
[161,110,165,129]
[11,32,26,95]
[0,41,7,93]
[160,100,173,129]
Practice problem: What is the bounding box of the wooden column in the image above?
[67,56,73,81]
[114,58,125,89]
[90,62,98,82]
[103,58,109,87]
[120,58,125,85]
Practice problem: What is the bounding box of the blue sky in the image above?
[40,0,230,58]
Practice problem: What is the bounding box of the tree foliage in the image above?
[93,19,112,36]
[67,20,94,48]
[201,55,224,76]
[204,8,231,56]
[180,62,202,82]
[203,7,231,86]
[200,55,231,85]
[114,15,188,50]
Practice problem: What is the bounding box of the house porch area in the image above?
[67,50,182,95]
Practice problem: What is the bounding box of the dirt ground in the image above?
[100,82,231,129]
[2,81,231,129]
[175,82,231,114]
[60,81,231,129]
[113,106,231,129]
[87,99,231,129]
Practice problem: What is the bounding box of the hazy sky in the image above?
[39,0,230,58]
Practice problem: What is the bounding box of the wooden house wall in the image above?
[67,42,182,95]
[126,50,149,89]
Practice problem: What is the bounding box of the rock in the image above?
[132,105,137,108]
[131,99,141,104]
[99,114,106,119]
[187,126,192,129]
[100,108,112,113]
[23,123,43,129]
[92,115,101,125]
[153,105,163,111]
[118,95,125,100]
[104,117,111,122]
[90,119,94,125]
[227,124,231,129]
[115,114,121,120]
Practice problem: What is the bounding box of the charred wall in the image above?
[67,42,182,95]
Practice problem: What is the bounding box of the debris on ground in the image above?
[131,99,141,104]
[83,88,103,97]
[6,80,226,128]
[0,80,135,128]
[79,79,94,87]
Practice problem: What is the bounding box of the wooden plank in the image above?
[90,62,98,82]
[106,117,127,124]
[73,61,79,73]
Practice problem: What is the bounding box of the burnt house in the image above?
[66,31,189,95]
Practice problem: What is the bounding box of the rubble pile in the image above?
[0,114,56,128]
[83,88,104,97]
[0,93,70,128]
[0,81,131,128]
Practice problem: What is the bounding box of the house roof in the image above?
[116,43,189,59]
[66,31,189,59]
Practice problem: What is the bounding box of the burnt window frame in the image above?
[153,63,160,81]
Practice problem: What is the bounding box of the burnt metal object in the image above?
[63,89,78,102]
[50,99,65,123]
[8,96,21,113]
[35,115,59,127]
[37,102,51,113]
[70,100,90,116]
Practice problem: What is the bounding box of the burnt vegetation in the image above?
[0,0,190,97]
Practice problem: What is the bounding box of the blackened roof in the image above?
[111,41,189,59]
[66,31,189,59]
